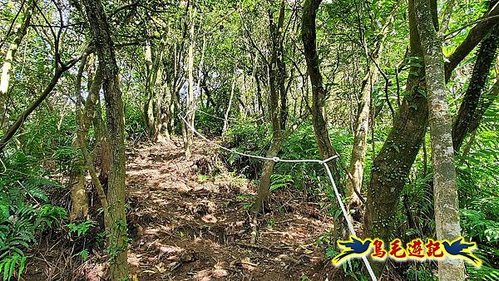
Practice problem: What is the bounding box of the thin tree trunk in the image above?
[144,41,166,143]
[415,0,465,279]
[82,0,129,279]
[93,91,110,185]
[347,2,398,207]
[253,141,281,213]
[222,71,237,136]
[144,41,155,140]
[70,56,89,221]
[75,64,108,221]
[0,0,35,132]
[184,4,196,159]
[301,0,342,185]
[253,0,288,212]
[452,24,499,151]
[160,81,172,142]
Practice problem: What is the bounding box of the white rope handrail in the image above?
[179,111,378,281]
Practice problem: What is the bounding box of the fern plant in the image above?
[0,151,67,281]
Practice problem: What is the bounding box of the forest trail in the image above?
[124,139,335,280]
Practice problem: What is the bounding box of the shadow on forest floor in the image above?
[123,139,337,280]
[23,138,343,281]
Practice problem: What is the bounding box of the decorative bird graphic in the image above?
[442,237,481,266]
[332,236,372,265]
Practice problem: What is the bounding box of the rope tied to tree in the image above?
[179,111,378,281]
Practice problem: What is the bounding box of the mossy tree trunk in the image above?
[0,0,35,132]
[301,0,342,189]
[253,0,288,213]
[364,0,499,253]
[82,0,129,279]
[415,0,465,279]
[71,56,107,221]
[144,40,167,143]
[70,55,90,221]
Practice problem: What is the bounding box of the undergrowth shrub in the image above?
[224,120,354,202]
[0,151,67,280]
[195,107,224,136]
[125,103,147,143]
[224,119,271,178]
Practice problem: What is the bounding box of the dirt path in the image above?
[126,139,336,280]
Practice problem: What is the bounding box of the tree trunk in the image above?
[452,24,499,151]
[253,0,288,212]
[301,0,342,185]
[364,0,499,249]
[183,5,197,159]
[253,141,281,213]
[364,2,431,277]
[347,3,398,207]
[144,41,167,143]
[0,0,35,132]
[222,71,237,136]
[92,87,110,185]
[75,63,108,222]
[415,0,465,279]
[82,0,129,280]
[70,57,90,221]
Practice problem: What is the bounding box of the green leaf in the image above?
[7,255,17,280]
[17,256,26,278]
[3,258,11,281]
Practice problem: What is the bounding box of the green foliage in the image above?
[405,264,437,281]
[1,0,498,279]
[195,108,224,136]
[269,174,293,191]
[0,202,66,281]
[67,220,96,238]
[0,254,26,281]
[457,101,499,279]
[77,249,89,261]
[224,119,271,177]
[124,103,147,143]
[16,110,77,160]
[273,123,324,194]
[468,264,499,281]
[225,119,271,153]
[462,208,499,243]
[0,150,67,281]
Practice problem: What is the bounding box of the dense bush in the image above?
[223,119,271,178]
[125,103,148,143]
[195,107,225,136]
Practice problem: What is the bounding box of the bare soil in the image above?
[124,139,336,280]
[24,139,342,280]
